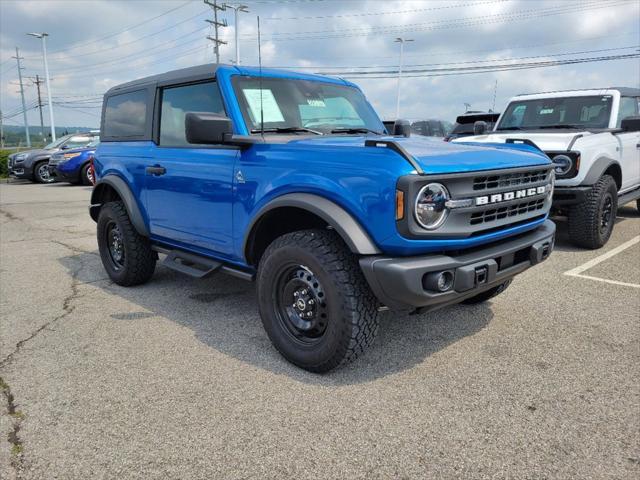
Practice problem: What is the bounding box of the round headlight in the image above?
[415,183,450,230]
[552,154,572,176]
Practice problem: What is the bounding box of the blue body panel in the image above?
[57,146,95,179]
[94,65,552,266]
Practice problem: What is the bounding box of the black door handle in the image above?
[146,165,166,176]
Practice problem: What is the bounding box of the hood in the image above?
[11,148,50,159]
[287,134,550,174]
[454,130,592,151]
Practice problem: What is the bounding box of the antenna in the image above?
[257,15,264,138]
[491,79,498,112]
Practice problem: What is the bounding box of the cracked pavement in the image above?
[0,180,639,479]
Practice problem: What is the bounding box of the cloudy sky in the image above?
[1,0,639,131]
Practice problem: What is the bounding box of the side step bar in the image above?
[153,246,255,281]
[618,186,640,206]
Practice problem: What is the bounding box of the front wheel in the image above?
[80,163,94,186]
[97,201,156,286]
[257,229,380,373]
[567,175,618,249]
[33,161,55,183]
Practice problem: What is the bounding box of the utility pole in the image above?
[491,79,498,112]
[12,47,31,148]
[224,4,248,65]
[394,37,413,120]
[29,75,46,142]
[27,32,55,141]
[0,110,4,149]
[204,0,227,63]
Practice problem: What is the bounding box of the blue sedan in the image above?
[48,140,99,185]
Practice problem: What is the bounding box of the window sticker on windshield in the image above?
[242,88,285,123]
[306,99,326,107]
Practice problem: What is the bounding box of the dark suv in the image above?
[8,132,98,183]
[90,64,555,372]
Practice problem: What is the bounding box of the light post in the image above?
[27,32,55,141]
[394,37,413,120]
[224,4,249,65]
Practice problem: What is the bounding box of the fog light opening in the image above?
[423,270,455,293]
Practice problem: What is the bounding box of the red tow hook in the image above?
[88,155,96,186]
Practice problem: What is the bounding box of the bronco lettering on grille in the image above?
[475,186,547,206]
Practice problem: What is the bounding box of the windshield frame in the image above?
[495,95,614,131]
[230,75,384,136]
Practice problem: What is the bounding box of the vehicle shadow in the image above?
[59,252,494,385]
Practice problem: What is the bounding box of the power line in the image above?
[205,0,228,63]
[236,0,632,41]
[23,1,197,58]
[339,53,640,79]
[262,0,509,20]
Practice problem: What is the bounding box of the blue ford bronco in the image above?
[91,64,555,372]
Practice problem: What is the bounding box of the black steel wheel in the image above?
[257,229,379,373]
[568,175,618,249]
[274,265,329,344]
[97,201,156,286]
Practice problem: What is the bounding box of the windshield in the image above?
[232,76,384,134]
[497,95,613,130]
[44,134,73,150]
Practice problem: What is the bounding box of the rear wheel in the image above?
[33,161,55,184]
[97,201,156,286]
[257,229,379,373]
[567,175,617,249]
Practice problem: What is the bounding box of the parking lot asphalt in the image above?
[1,180,639,480]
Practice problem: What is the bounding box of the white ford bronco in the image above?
[454,88,640,248]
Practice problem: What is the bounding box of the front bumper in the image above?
[360,220,555,310]
[552,185,592,207]
[49,164,78,182]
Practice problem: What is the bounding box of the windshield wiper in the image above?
[330,127,382,135]
[250,126,323,135]
[496,126,522,131]
[537,124,585,129]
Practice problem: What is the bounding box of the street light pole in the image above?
[28,32,56,141]
[394,37,413,120]
[224,4,249,65]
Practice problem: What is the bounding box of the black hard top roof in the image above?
[104,64,224,96]
[516,87,640,97]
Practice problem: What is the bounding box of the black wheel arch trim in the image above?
[89,175,149,237]
[582,156,622,187]
[243,193,381,262]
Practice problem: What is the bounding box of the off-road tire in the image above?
[33,161,54,184]
[462,280,512,305]
[80,163,93,186]
[257,229,380,373]
[97,201,156,286]
[567,175,617,249]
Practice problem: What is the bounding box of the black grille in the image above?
[470,198,546,225]
[473,169,549,191]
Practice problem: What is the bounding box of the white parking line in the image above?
[564,236,640,289]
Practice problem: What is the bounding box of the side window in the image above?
[159,81,225,146]
[617,97,639,127]
[103,90,147,138]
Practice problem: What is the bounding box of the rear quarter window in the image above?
[103,90,148,138]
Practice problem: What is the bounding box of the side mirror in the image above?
[620,116,640,132]
[473,120,488,135]
[60,145,70,150]
[393,119,411,138]
[185,112,233,144]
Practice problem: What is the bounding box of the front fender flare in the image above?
[582,156,620,186]
[243,193,381,259]
[89,175,149,237]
